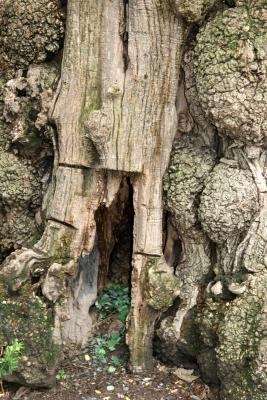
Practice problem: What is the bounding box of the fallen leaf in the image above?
[173,368,199,383]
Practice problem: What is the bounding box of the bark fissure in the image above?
[122,0,129,73]
[58,163,91,170]
[48,217,77,231]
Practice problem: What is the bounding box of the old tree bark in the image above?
[0,0,267,398]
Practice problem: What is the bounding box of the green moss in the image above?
[24,231,43,249]
[144,256,178,311]
[215,274,267,399]
[222,371,267,400]
[79,81,102,129]
[0,281,60,384]
[51,229,75,263]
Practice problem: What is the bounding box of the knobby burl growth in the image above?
[171,1,267,398]
[0,0,266,399]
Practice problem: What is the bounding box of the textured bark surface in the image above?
[0,0,266,399]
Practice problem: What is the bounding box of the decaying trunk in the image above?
[0,0,267,399]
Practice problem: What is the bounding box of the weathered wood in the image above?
[85,1,186,173]
[127,254,160,371]
[52,0,187,366]
[51,0,104,166]
[123,1,187,371]
[0,0,187,372]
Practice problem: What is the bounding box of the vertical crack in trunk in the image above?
[122,0,129,72]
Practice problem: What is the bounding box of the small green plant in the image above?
[94,331,122,362]
[89,283,131,366]
[0,339,24,393]
[95,283,130,323]
[107,366,116,374]
[111,355,120,367]
[56,369,67,381]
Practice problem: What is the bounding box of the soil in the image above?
[1,296,214,400]
[2,346,211,400]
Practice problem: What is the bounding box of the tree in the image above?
[0,0,266,398]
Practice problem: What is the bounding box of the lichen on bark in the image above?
[0,0,64,78]
[0,281,60,387]
[194,1,267,145]
[0,0,266,398]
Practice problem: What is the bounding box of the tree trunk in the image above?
[0,0,267,398]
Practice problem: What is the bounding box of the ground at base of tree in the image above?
[3,349,213,400]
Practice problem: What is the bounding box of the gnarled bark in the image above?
[0,1,267,399]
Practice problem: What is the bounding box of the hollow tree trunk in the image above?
[51,0,188,371]
[1,0,189,369]
[1,1,267,399]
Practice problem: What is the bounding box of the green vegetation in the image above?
[94,332,121,362]
[56,369,67,381]
[84,284,130,369]
[95,283,130,323]
[0,339,24,393]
